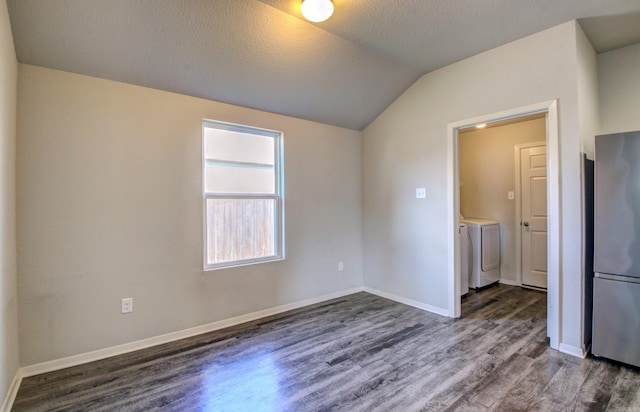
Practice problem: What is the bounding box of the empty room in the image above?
[2,0,640,410]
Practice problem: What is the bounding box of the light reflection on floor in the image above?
[199,351,282,412]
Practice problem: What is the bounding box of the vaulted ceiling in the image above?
[7,0,640,130]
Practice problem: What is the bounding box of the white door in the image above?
[521,145,548,289]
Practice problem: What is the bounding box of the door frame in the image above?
[515,141,547,288]
[446,100,560,350]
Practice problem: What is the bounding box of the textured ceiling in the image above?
[261,0,640,72]
[579,12,640,53]
[7,0,640,130]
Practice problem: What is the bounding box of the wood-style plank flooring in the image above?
[12,285,640,411]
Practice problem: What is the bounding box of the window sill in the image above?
[203,255,285,271]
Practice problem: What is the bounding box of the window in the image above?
[202,120,284,270]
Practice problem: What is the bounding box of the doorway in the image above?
[458,116,547,292]
[446,100,560,350]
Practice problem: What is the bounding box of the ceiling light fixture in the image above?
[301,0,334,23]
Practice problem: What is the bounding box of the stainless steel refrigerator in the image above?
[593,130,640,367]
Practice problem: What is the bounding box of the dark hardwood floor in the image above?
[12,285,640,411]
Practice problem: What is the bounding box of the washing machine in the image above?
[462,218,500,289]
[459,223,470,296]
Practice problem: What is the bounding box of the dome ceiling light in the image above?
[301,0,334,23]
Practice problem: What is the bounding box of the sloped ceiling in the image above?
[7,0,640,130]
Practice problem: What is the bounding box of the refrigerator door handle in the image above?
[595,272,640,284]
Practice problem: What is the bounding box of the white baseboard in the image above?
[559,342,587,358]
[21,287,364,378]
[363,287,450,317]
[1,369,22,412]
[499,279,520,286]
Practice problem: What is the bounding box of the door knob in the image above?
[523,221,530,227]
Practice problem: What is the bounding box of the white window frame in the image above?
[202,119,284,270]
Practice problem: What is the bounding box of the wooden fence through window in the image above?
[206,198,275,264]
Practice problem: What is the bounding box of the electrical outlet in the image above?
[121,297,133,314]
[416,188,426,199]
[338,261,344,272]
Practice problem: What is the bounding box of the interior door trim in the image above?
[447,99,560,351]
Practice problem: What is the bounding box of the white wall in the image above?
[576,23,599,157]
[598,42,640,134]
[0,0,19,404]
[363,21,588,352]
[459,118,546,284]
[16,64,364,365]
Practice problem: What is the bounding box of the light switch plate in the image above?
[416,188,426,198]
[508,191,515,200]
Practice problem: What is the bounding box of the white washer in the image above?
[462,218,500,289]
[459,223,470,296]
